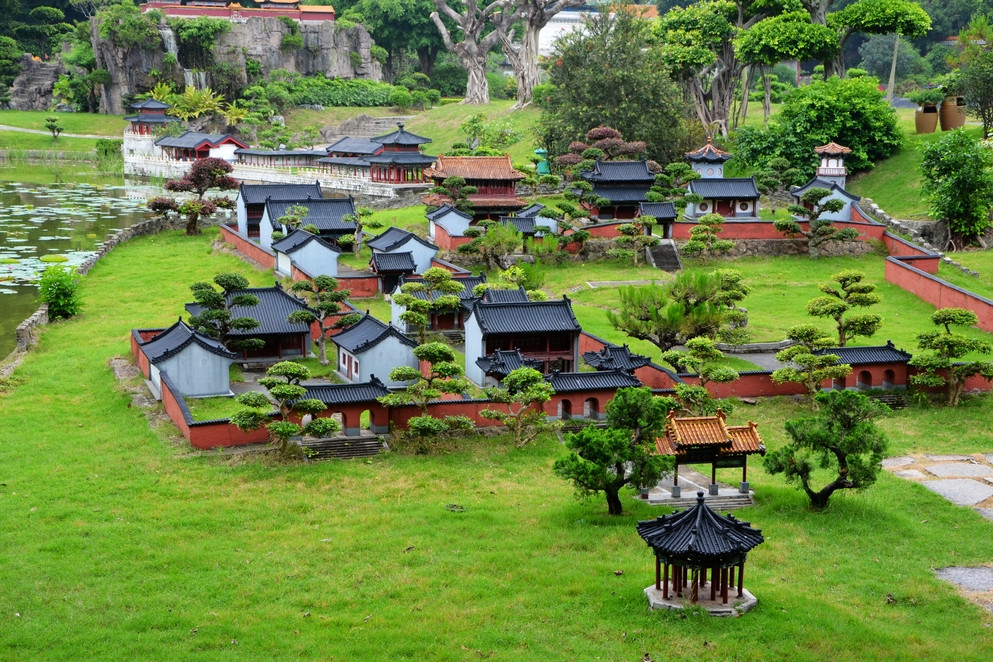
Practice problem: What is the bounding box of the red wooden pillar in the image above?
[675,566,683,598]
[729,565,735,587]
[662,563,669,599]
[737,562,744,598]
[690,568,699,603]
[655,557,661,591]
[710,566,718,600]
[721,567,729,604]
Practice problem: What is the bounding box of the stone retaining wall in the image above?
[15,304,48,352]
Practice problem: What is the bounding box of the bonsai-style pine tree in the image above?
[392,267,466,344]
[159,157,238,236]
[754,157,802,213]
[45,115,63,141]
[910,308,993,406]
[426,175,477,214]
[288,276,360,366]
[771,324,852,408]
[555,125,648,176]
[775,187,857,258]
[553,387,677,515]
[662,337,739,415]
[681,213,735,259]
[644,162,702,216]
[231,361,339,459]
[806,270,882,347]
[612,215,659,265]
[481,367,557,447]
[188,273,264,352]
[378,341,471,420]
[271,204,310,242]
[764,390,889,509]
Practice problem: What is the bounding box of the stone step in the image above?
[868,393,908,410]
[648,240,683,272]
[646,495,755,511]
[302,437,385,460]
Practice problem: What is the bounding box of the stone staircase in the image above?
[647,239,683,272]
[301,435,386,460]
[323,114,415,140]
[868,392,908,410]
[647,492,755,511]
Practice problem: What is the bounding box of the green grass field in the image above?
[0,110,128,136]
[3,229,993,659]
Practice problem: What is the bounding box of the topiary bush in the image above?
[38,266,82,320]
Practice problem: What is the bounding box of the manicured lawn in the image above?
[3,229,993,659]
[939,251,993,302]
[0,110,128,136]
[0,132,104,153]
[185,395,244,421]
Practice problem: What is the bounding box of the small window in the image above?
[739,202,750,211]
[699,202,709,212]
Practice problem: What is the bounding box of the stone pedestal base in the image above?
[644,585,757,617]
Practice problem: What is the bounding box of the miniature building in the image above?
[582,344,651,374]
[475,348,543,383]
[422,155,526,219]
[818,341,912,391]
[236,182,323,239]
[684,139,759,219]
[464,296,582,385]
[124,99,179,136]
[545,369,643,419]
[390,274,488,334]
[637,491,764,613]
[579,160,657,220]
[331,313,418,387]
[790,142,860,222]
[318,122,435,184]
[427,204,475,250]
[141,1,337,21]
[369,252,416,293]
[302,378,391,436]
[499,214,558,239]
[637,201,678,238]
[272,229,342,278]
[184,283,314,360]
[155,131,247,161]
[136,318,237,398]
[258,196,356,249]
[365,227,439,274]
[654,409,766,491]
[234,148,326,168]
[516,203,545,217]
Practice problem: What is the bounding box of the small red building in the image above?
[422,155,526,220]
[124,98,179,135]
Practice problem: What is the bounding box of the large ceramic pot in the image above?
[915,105,939,134]
[940,96,967,131]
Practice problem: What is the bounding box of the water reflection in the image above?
[0,181,152,357]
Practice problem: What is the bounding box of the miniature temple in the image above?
[637,491,764,614]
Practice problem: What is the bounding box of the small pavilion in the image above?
[654,409,765,494]
[636,491,764,614]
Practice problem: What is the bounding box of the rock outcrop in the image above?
[8,55,66,111]
[92,16,383,115]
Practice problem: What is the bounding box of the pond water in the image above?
[0,182,153,358]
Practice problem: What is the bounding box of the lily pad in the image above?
[0,258,18,264]
[39,255,68,263]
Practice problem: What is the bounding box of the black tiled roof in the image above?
[124,114,178,123]
[366,227,437,252]
[265,197,357,232]
[333,313,417,353]
[581,160,656,183]
[365,152,437,165]
[791,177,861,202]
[271,229,341,255]
[185,284,312,336]
[591,184,653,204]
[235,148,325,157]
[517,203,545,217]
[372,122,432,146]
[426,204,472,221]
[131,98,172,110]
[476,349,543,377]
[583,344,651,373]
[639,202,678,220]
[545,369,642,393]
[155,131,243,149]
[500,216,537,234]
[239,182,322,205]
[316,156,371,167]
[637,491,765,564]
[326,137,382,155]
[685,139,733,163]
[471,297,581,335]
[815,341,912,365]
[302,377,391,405]
[482,287,530,303]
[371,251,416,272]
[689,178,759,199]
[139,319,236,363]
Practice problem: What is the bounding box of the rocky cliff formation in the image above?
[9,55,66,111]
[92,17,382,115]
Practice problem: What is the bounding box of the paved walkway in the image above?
[0,124,109,139]
[884,453,993,519]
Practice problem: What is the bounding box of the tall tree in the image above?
[343,0,446,80]
[909,308,993,407]
[764,390,889,508]
[497,0,583,109]
[537,9,688,165]
[961,48,993,140]
[806,270,882,347]
[920,129,993,249]
[430,0,522,104]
